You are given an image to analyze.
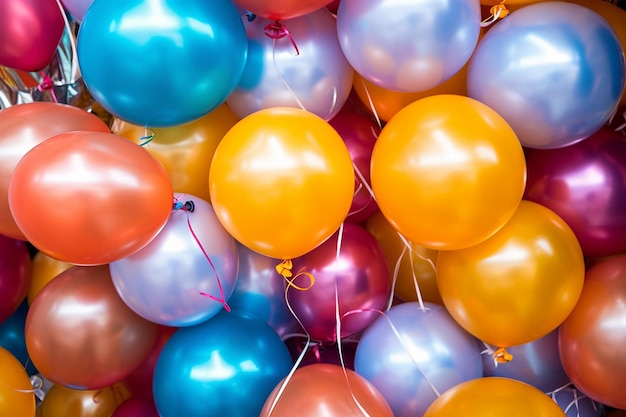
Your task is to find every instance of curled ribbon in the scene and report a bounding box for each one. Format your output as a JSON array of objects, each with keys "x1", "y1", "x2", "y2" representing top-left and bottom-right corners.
[
  {"x1": 36, "y1": 72, "x2": 58, "y2": 103},
  {"x1": 493, "y1": 347, "x2": 514, "y2": 364},
  {"x1": 275, "y1": 260, "x2": 315, "y2": 291},
  {"x1": 481, "y1": 0, "x2": 509, "y2": 27},
  {"x1": 139, "y1": 129, "x2": 155, "y2": 147},
  {"x1": 264, "y1": 22, "x2": 300, "y2": 55}
]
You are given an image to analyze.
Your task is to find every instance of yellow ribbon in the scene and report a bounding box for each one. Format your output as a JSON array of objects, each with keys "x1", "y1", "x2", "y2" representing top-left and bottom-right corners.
[
  {"x1": 494, "y1": 347, "x2": 514, "y2": 364},
  {"x1": 276, "y1": 259, "x2": 315, "y2": 291}
]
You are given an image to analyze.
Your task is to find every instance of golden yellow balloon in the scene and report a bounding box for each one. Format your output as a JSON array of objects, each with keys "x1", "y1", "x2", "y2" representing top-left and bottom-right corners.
[
  {"x1": 209, "y1": 107, "x2": 355, "y2": 260},
  {"x1": 112, "y1": 104, "x2": 239, "y2": 202},
  {"x1": 37, "y1": 383, "x2": 131, "y2": 417},
  {"x1": 371, "y1": 94, "x2": 526, "y2": 251},
  {"x1": 27, "y1": 252, "x2": 73, "y2": 305},
  {"x1": 366, "y1": 212, "x2": 441, "y2": 304},
  {"x1": 424, "y1": 377, "x2": 566, "y2": 417},
  {"x1": 0, "y1": 347, "x2": 35, "y2": 417},
  {"x1": 437, "y1": 200, "x2": 585, "y2": 347}
]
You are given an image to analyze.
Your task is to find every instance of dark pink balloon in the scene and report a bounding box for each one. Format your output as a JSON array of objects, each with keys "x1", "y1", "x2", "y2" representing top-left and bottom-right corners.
[
  {"x1": 111, "y1": 395, "x2": 159, "y2": 417},
  {"x1": 524, "y1": 127, "x2": 626, "y2": 257},
  {"x1": 329, "y1": 111, "x2": 380, "y2": 224},
  {"x1": 287, "y1": 223, "x2": 390, "y2": 342},
  {"x1": 0, "y1": 235, "x2": 31, "y2": 323}
]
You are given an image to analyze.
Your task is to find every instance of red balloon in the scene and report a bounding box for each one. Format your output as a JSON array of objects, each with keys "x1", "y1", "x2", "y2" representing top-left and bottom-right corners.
[
  {"x1": 329, "y1": 111, "x2": 380, "y2": 223},
  {"x1": 0, "y1": 235, "x2": 31, "y2": 323},
  {"x1": 559, "y1": 255, "x2": 626, "y2": 409},
  {"x1": 111, "y1": 396, "x2": 159, "y2": 417},
  {"x1": 234, "y1": 0, "x2": 333, "y2": 20},
  {"x1": 0, "y1": 0, "x2": 65, "y2": 71},
  {"x1": 8, "y1": 131, "x2": 173, "y2": 265},
  {"x1": 525, "y1": 126, "x2": 626, "y2": 257},
  {"x1": 288, "y1": 223, "x2": 390, "y2": 342}
]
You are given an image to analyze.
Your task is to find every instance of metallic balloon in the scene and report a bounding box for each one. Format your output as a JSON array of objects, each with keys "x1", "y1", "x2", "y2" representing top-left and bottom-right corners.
[
  {"x1": 481, "y1": 328, "x2": 569, "y2": 393},
  {"x1": 227, "y1": 8, "x2": 353, "y2": 121},
  {"x1": 551, "y1": 385, "x2": 605, "y2": 417},
  {"x1": 110, "y1": 194, "x2": 239, "y2": 327},
  {"x1": 37, "y1": 383, "x2": 131, "y2": 417},
  {"x1": 25, "y1": 266, "x2": 160, "y2": 390},
  {"x1": 525, "y1": 126, "x2": 626, "y2": 258},
  {"x1": 0, "y1": 235, "x2": 31, "y2": 323},
  {"x1": 0, "y1": 302, "x2": 37, "y2": 375},
  {"x1": 153, "y1": 311, "x2": 293, "y2": 417},
  {"x1": 355, "y1": 302, "x2": 483, "y2": 417},
  {"x1": 228, "y1": 244, "x2": 300, "y2": 338},
  {"x1": 468, "y1": 2, "x2": 625, "y2": 149},
  {"x1": 234, "y1": 0, "x2": 333, "y2": 20},
  {"x1": 111, "y1": 396, "x2": 159, "y2": 417},
  {"x1": 77, "y1": 0, "x2": 248, "y2": 127},
  {"x1": 337, "y1": 0, "x2": 481, "y2": 92},
  {"x1": 0, "y1": 346, "x2": 36, "y2": 417},
  {"x1": 559, "y1": 255, "x2": 626, "y2": 409},
  {"x1": 288, "y1": 223, "x2": 390, "y2": 342}
]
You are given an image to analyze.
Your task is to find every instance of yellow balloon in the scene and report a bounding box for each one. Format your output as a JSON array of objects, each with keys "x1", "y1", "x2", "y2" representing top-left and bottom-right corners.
[
  {"x1": 112, "y1": 104, "x2": 239, "y2": 202},
  {"x1": 437, "y1": 200, "x2": 585, "y2": 347},
  {"x1": 424, "y1": 377, "x2": 566, "y2": 417},
  {"x1": 37, "y1": 383, "x2": 131, "y2": 417},
  {"x1": 27, "y1": 252, "x2": 73, "y2": 305},
  {"x1": 0, "y1": 347, "x2": 35, "y2": 417},
  {"x1": 371, "y1": 94, "x2": 526, "y2": 251},
  {"x1": 209, "y1": 107, "x2": 355, "y2": 260},
  {"x1": 365, "y1": 212, "x2": 441, "y2": 304}
]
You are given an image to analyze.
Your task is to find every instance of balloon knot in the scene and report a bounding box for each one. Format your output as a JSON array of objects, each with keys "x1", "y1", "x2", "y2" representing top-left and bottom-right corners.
[
  {"x1": 172, "y1": 199, "x2": 195, "y2": 213},
  {"x1": 246, "y1": 11, "x2": 256, "y2": 22},
  {"x1": 494, "y1": 347, "x2": 513, "y2": 364},
  {"x1": 276, "y1": 260, "x2": 315, "y2": 291},
  {"x1": 481, "y1": 0, "x2": 509, "y2": 27},
  {"x1": 264, "y1": 21, "x2": 300, "y2": 55},
  {"x1": 36, "y1": 72, "x2": 58, "y2": 103},
  {"x1": 139, "y1": 129, "x2": 155, "y2": 147}
]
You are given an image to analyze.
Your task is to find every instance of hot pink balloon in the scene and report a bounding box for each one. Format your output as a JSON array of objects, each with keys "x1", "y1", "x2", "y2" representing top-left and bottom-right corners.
[
  {"x1": 287, "y1": 223, "x2": 390, "y2": 342},
  {"x1": 525, "y1": 126, "x2": 626, "y2": 257},
  {"x1": 0, "y1": 235, "x2": 31, "y2": 323},
  {"x1": 111, "y1": 396, "x2": 159, "y2": 417},
  {"x1": 0, "y1": 0, "x2": 65, "y2": 71}
]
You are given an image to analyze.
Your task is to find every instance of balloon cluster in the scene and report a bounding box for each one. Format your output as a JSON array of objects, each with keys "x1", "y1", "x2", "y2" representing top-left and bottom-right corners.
[{"x1": 0, "y1": 0, "x2": 625, "y2": 416}]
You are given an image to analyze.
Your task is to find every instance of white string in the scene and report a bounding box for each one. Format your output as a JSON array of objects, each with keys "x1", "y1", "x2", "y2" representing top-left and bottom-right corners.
[
  {"x1": 385, "y1": 244, "x2": 407, "y2": 311},
  {"x1": 271, "y1": 39, "x2": 307, "y2": 112},
  {"x1": 55, "y1": 0, "x2": 80, "y2": 84},
  {"x1": 358, "y1": 77, "x2": 383, "y2": 130}
]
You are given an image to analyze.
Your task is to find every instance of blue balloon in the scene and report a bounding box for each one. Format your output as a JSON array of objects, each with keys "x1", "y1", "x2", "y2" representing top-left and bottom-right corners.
[
  {"x1": 77, "y1": 0, "x2": 248, "y2": 127},
  {"x1": 0, "y1": 302, "x2": 37, "y2": 375},
  {"x1": 153, "y1": 311, "x2": 293, "y2": 417},
  {"x1": 354, "y1": 302, "x2": 483, "y2": 417},
  {"x1": 468, "y1": 1, "x2": 625, "y2": 149}
]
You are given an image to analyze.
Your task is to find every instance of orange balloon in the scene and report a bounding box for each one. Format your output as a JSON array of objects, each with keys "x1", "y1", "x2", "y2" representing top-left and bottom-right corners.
[
  {"x1": 25, "y1": 266, "x2": 160, "y2": 390},
  {"x1": 8, "y1": 131, "x2": 173, "y2": 265},
  {"x1": 423, "y1": 377, "x2": 566, "y2": 417},
  {"x1": 260, "y1": 364, "x2": 394, "y2": 417},
  {"x1": 0, "y1": 102, "x2": 110, "y2": 240},
  {"x1": 437, "y1": 200, "x2": 585, "y2": 347},
  {"x1": 27, "y1": 252, "x2": 73, "y2": 305},
  {"x1": 209, "y1": 107, "x2": 354, "y2": 260},
  {"x1": 0, "y1": 346, "x2": 35, "y2": 417},
  {"x1": 111, "y1": 104, "x2": 239, "y2": 202},
  {"x1": 370, "y1": 94, "x2": 526, "y2": 251},
  {"x1": 37, "y1": 383, "x2": 131, "y2": 417},
  {"x1": 365, "y1": 212, "x2": 441, "y2": 304}
]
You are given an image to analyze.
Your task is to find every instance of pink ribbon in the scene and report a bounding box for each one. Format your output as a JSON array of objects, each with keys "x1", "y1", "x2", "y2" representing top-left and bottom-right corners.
[
  {"x1": 264, "y1": 21, "x2": 300, "y2": 55},
  {"x1": 37, "y1": 72, "x2": 58, "y2": 103}
]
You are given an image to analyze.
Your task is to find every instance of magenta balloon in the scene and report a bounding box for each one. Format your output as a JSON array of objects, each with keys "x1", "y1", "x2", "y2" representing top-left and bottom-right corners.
[
  {"x1": 287, "y1": 223, "x2": 390, "y2": 342},
  {"x1": 111, "y1": 396, "x2": 159, "y2": 417},
  {"x1": 524, "y1": 126, "x2": 626, "y2": 257},
  {"x1": 328, "y1": 111, "x2": 380, "y2": 224},
  {"x1": 0, "y1": 235, "x2": 31, "y2": 323}
]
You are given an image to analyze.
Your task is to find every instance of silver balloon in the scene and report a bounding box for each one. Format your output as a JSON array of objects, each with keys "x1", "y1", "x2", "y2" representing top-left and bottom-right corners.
[
  {"x1": 110, "y1": 194, "x2": 239, "y2": 327},
  {"x1": 226, "y1": 8, "x2": 353, "y2": 121},
  {"x1": 468, "y1": 1, "x2": 625, "y2": 149}
]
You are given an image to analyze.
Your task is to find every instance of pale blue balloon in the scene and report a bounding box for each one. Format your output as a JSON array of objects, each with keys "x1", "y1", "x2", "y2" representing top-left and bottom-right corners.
[{"x1": 468, "y1": 1, "x2": 625, "y2": 149}]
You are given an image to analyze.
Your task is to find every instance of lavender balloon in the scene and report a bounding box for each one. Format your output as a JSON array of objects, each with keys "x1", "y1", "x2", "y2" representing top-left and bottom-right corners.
[
  {"x1": 355, "y1": 302, "x2": 483, "y2": 417},
  {"x1": 468, "y1": 1, "x2": 625, "y2": 149},
  {"x1": 110, "y1": 194, "x2": 239, "y2": 327},
  {"x1": 228, "y1": 244, "x2": 301, "y2": 339},
  {"x1": 551, "y1": 385, "x2": 605, "y2": 417},
  {"x1": 481, "y1": 328, "x2": 569, "y2": 393},
  {"x1": 336, "y1": 0, "x2": 481, "y2": 92},
  {"x1": 227, "y1": 8, "x2": 353, "y2": 121}
]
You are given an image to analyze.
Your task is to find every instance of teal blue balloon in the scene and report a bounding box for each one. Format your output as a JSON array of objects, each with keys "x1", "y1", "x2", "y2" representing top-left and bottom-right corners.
[
  {"x1": 77, "y1": 0, "x2": 248, "y2": 127},
  {"x1": 0, "y1": 302, "x2": 37, "y2": 375},
  {"x1": 153, "y1": 311, "x2": 293, "y2": 417}
]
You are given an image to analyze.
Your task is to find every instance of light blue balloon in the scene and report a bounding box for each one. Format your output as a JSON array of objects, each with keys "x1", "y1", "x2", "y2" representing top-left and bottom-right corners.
[
  {"x1": 77, "y1": 0, "x2": 248, "y2": 127},
  {"x1": 355, "y1": 302, "x2": 483, "y2": 417},
  {"x1": 153, "y1": 311, "x2": 293, "y2": 417},
  {"x1": 468, "y1": 1, "x2": 625, "y2": 149}
]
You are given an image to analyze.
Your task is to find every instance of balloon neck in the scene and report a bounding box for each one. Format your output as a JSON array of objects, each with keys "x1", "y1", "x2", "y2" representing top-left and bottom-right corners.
[
  {"x1": 36, "y1": 71, "x2": 58, "y2": 103},
  {"x1": 276, "y1": 259, "x2": 315, "y2": 291},
  {"x1": 493, "y1": 347, "x2": 513, "y2": 364},
  {"x1": 264, "y1": 21, "x2": 300, "y2": 55},
  {"x1": 172, "y1": 199, "x2": 195, "y2": 213},
  {"x1": 481, "y1": 0, "x2": 509, "y2": 27}
]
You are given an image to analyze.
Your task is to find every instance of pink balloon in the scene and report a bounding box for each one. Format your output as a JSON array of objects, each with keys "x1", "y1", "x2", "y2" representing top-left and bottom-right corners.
[
  {"x1": 287, "y1": 223, "x2": 390, "y2": 342},
  {"x1": 0, "y1": 0, "x2": 65, "y2": 71},
  {"x1": 525, "y1": 126, "x2": 626, "y2": 257},
  {"x1": 0, "y1": 235, "x2": 31, "y2": 323},
  {"x1": 329, "y1": 111, "x2": 380, "y2": 223},
  {"x1": 111, "y1": 396, "x2": 159, "y2": 417}
]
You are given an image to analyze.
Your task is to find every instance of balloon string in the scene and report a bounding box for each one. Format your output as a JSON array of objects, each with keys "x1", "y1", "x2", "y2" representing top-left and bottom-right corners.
[
  {"x1": 481, "y1": 0, "x2": 509, "y2": 27},
  {"x1": 54, "y1": 0, "x2": 80, "y2": 83},
  {"x1": 270, "y1": 39, "x2": 307, "y2": 112},
  {"x1": 385, "y1": 243, "x2": 406, "y2": 311},
  {"x1": 358, "y1": 77, "x2": 383, "y2": 130},
  {"x1": 275, "y1": 259, "x2": 316, "y2": 291},
  {"x1": 139, "y1": 127, "x2": 155, "y2": 147},
  {"x1": 613, "y1": 109, "x2": 626, "y2": 133},
  {"x1": 37, "y1": 72, "x2": 58, "y2": 103},
  {"x1": 264, "y1": 21, "x2": 300, "y2": 55},
  {"x1": 171, "y1": 195, "x2": 231, "y2": 312},
  {"x1": 547, "y1": 383, "x2": 597, "y2": 417},
  {"x1": 396, "y1": 233, "x2": 431, "y2": 311}
]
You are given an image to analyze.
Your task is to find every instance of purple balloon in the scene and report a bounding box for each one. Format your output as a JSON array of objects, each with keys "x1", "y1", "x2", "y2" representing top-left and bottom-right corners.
[
  {"x1": 355, "y1": 302, "x2": 483, "y2": 417},
  {"x1": 287, "y1": 223, "x2": 390, "y2": 343},
  {"x1": 227, "y1": 7, "x2": 353, "y2": 121},
  {"x1": 110, "y1": 194, "x2": 239, "y2": 327},
  {"x1": 0, "y1": 235, "x2": 31, "y2": 323},
  {"x1": 61, "y1": 0, "x2": 92, "y2": 22},
  {"x1": 481, "y1": 327, "x2": 569, "y2": 393},
  {"x1": 551, "y1": 385, "x2": 605, "y2": 417},
  {"x1": 525, "y1": 126, "x2": 626, "y2": 258},
  {"x1": 228, "y1": 244, "x2": 301, "y2": 339}
]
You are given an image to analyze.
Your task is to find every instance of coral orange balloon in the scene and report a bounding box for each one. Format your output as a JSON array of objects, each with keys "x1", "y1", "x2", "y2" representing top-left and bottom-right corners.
[
  {"x1": 371, "y1": 94, "x2": 526, "y2": 250},
  {"x1": 0, "y1": 347, "x2": 35, "y2": 417},
  {"x1": 209, "y1": 107, "x2": 354, "y2": 260}
]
